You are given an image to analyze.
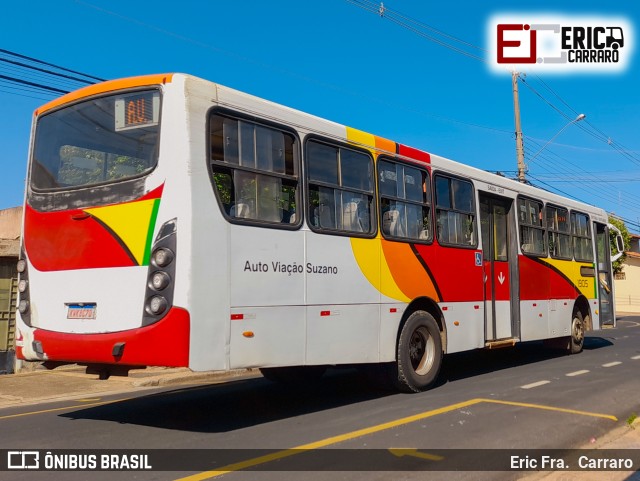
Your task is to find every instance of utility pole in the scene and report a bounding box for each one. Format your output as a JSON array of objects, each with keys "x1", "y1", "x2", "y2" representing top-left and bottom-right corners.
[{"x1": 512, "y1": 71, "x2": 526, "y2": 183}]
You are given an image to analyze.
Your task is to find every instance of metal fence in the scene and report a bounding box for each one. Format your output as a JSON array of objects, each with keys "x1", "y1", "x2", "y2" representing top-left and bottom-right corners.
[{"x1": 0, "y1": 278, "x2": 17, "y2": 373}]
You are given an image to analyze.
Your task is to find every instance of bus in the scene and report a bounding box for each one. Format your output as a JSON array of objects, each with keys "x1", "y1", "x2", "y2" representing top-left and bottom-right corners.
[{"x1": 16, "y1": 73, "x2": 623, "y2": 392}]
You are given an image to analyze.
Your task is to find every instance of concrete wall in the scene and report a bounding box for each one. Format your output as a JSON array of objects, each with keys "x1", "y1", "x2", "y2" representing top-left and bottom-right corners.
[
  {"x1": 615, "y1": 254, "x2": 640, "y2": 313},
  {"x1": 0, "y1": 206, "x2": 22, "y2": 239}
]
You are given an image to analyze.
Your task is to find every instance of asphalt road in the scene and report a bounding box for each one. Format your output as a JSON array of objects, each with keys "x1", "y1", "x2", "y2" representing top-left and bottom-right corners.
[{"x1": 1, "y1": 316, "x2": 640, "y2": 481}]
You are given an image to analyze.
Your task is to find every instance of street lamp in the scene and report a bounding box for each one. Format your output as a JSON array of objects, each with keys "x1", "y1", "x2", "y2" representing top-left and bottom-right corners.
[{"x1": 524, "y1": 113, "x2": 586, "y2": 178}]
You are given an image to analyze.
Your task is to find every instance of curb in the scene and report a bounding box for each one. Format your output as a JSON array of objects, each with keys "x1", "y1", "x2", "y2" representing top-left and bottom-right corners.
[{"x1": 130, "y1": 369, "x2": 259, "y2": 387}]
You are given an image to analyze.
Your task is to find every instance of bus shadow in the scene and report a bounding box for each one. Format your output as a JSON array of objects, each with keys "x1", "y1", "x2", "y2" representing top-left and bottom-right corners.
[
  {"x1": 59, "y1": 369, "x2": 391, "y2": 433},
  {"x1": 438, "y1": 335, "x2": 613, "y2": 384},
  {"x1": 59, "y1": 336, "x2": 614, "y2": 433}
]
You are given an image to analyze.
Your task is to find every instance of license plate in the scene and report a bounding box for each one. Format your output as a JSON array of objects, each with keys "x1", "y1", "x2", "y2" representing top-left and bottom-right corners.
[{"x1": 66, "y1": 304, "x2": 97, "y2": 319}]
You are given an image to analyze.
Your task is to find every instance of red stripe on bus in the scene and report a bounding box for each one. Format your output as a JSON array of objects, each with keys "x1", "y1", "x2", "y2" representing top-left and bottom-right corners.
[
  {"x1": 24, "y1": 185, "x2": 164, "y2": 271},
  {"x1": 30, "y1": 307, "x2": 190, "y2": 367},
  {"x1": 397, "y1": 144, "x2": 431, "y2": 164}
]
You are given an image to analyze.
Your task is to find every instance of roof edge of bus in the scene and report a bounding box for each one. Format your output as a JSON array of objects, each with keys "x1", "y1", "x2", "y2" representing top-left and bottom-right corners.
[{"x1": 34, "y1": 73, "x2": 175, "y2": 116}]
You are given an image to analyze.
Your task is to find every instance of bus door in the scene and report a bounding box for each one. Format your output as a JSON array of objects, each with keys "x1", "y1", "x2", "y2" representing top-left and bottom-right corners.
[
  {"x1": 595, "y1": 222, "x2": 614, "y2": 326},
  {"x1": 479, "y1": 194, "x2": 520, "y2": 341}
]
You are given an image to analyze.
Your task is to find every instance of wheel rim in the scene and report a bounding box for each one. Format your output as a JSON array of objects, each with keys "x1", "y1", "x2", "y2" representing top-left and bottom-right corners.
[
  {"x1": 572, "y1": 316, "x2": 584, "y2": 344},
  {"x1": 409, "y1": 326, "x2": 436, "y2": 375}
]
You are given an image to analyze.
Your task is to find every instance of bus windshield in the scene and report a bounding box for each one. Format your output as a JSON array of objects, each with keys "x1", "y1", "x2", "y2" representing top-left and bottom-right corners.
[{"x1": 31, "y1": 89, "x2": 161, "y2": 191}]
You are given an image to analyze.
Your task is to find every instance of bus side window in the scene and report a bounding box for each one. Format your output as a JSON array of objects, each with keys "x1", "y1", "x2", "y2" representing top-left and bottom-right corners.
[
  {"x1": 518, "y1": 197, "x2": 546, "y2": 256},
  {"x1": 547, "y1": 205, "x2": 571, "y2": 259},
  {"x1": 572, "y1": 211, "x2": 594, "y2": 262},
  {"x1": 378, "y1": 159, "x2": 431, "y2": 243},
  {"x1": 209, "y1": 114, "x2": 300, "y2": 227},
  {"x1": 434, "y1": 175, "x2": 476, "y2": 247},
  {"x1": 306, "y1": 140, "x2": 375, "y2": 236}
]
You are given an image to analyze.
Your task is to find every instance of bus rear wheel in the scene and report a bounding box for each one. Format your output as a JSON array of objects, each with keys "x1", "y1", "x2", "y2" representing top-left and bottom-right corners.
[
  {"x1": 569, "y1": 310, "x2": 585, "y2": 354},
  {"x1": 395, "y1": 310, "x2": 443, "y2": 393}
]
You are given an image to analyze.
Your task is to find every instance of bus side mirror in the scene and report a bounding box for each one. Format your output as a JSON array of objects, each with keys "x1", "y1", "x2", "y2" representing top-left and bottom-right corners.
[
  {"x1": 614, "y1": 234, "x2": 625, "y2": 259},
  {"x1": 608, "y1": 224, "x2": 625, "y2": 262}
]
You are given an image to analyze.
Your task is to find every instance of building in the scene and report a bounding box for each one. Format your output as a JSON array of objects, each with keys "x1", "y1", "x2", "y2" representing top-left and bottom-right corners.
[
  {"x1": 0, "y1": 206, "x2": 21, "y2": 374},
  {"x1": 614, "y1": 233, "x2": 640, "y2": 313}
]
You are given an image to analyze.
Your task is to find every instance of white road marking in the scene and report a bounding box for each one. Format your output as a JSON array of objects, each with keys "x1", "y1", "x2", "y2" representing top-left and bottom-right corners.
[
  {"x1": 602, "y1": 362, "x2": 622, "y2": 368},
  {"x1": 566, "y1": 370, "x2": 589, "y2": 377},
  {"x1": 521, "y1": 380, "x2": 551, "y2": 389},
  {"x1": 631, "y1": 355, "x2": 640, "y2": 360}
]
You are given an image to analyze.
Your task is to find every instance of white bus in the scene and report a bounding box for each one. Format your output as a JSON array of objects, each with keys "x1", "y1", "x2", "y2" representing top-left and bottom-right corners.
[{"x1": 16, "y1": 73, "x2": 622, "y2": 391}]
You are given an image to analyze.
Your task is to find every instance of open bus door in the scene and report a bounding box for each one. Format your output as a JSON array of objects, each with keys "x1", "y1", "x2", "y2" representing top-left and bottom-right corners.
[
  {"x1": 480, "y1": 193, "x2": 520, "y2": 344},
  {"x1": 597, "y1": 222, "x2": 624, "y2": 326}
]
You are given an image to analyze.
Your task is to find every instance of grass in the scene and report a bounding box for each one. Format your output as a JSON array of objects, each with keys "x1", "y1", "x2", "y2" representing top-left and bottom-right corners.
[{"x1": 626, "y1": 412, "x2": 637, "y2": 428}]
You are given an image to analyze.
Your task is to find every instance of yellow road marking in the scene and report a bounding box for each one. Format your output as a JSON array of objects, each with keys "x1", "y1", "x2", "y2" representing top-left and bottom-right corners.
[
  {"x1": 174, "y1": 399, "x2": 481, "y2": 481},
  {"x1": 478, "y1": 398, "x2": 618, "y2": 422},
  {"x1": 77, "y1": 398, "x2": 102, "y2": 402},
  {"x1": 174, "y1": 398, "x2": 616, "y2": 481},
  {"x1": 389, "y1": 448, "x2": 444, "y2": 461}
]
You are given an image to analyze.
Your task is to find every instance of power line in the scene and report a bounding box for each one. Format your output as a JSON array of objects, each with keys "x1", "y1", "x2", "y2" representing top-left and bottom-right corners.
[
  {"x1": 72, "y1": 1, "x2": 512, "y2": 135},
  {"x1": 346, "y1": 2, "x2": 640, "y2": 180},
  {"x1": 0, "y1": 49, "x2": 106, "y2": 102},
  {"x1": 528, "y1": 173, "x2": 640, "y2": 232},
  {"x1": 525, "y1": 136, "x2": 640, "y2": 202},
  {"x1": 0, "y1": 48, "x2": 105, "y2": 83},
  {"x1": 0, "y1": 74, "x2": 68, "y2": 95},
  {"x1": 519, "y1": 75, "x2": 640, "y2": 167},
  {"x1": 346, "y1": 0, "x2": 487, "y2": 63},
  {"x1": 0, "y1": 57, "x2": 96, "y2": 86}
]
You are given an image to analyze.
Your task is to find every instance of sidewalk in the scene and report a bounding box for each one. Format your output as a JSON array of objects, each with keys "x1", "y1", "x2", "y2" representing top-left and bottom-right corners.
[
  {"x1": 525, "y1": 418, "x2": 640, "y2": 481},
  {"x1": 0, "y1": 364, "x2": 258, "y2": 408}
]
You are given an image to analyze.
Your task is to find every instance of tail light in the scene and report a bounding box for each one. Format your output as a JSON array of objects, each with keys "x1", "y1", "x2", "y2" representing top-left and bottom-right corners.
[
  {"x1": 17, "y1": 248, "x2": 32, "y2": 326},
  {"x1": 142, "y1": 218, "x2": 177, "y2": 326}
]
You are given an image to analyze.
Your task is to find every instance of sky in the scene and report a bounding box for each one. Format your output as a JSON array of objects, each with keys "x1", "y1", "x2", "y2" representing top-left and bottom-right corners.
[{"x1": 2, "y1": 1, "x2": 640, "y2": 231}]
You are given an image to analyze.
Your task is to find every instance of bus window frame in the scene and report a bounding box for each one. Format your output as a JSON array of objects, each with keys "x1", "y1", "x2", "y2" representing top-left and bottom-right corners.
[
  {"x1": 571, "y1": 210, "x2": 594, "y2": 262},
  {"x1": 377, "y1": 156, "x2": 433, "y2": 245},
  {"x1": 304, "y1": 135, "x2": 377, "y2": 239},
  {"x1": 516, "y1": 195, "x2": 547, "y2": 257},
  {"x1": 432, "y1": 170, "x2": 478, "y2": 249},
  {"x1": 546, "y1": 203, "x2": 572, "y2": 261},
  {"x1": 207, "y1": 107, "x2": 303, "y2": 231}
]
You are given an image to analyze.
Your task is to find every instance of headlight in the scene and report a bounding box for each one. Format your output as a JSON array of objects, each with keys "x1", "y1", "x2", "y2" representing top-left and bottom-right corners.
[
  {"x1": 17, "y1": 259, "x2": 27, "y2": 273},
  {"x1": 18, "y1": 279, "x2": 28, "y2": 293}
]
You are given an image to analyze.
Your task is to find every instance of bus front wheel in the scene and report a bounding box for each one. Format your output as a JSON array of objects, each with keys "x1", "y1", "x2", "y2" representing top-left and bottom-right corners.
[{"x1": 395, "y1": 310, "x2": 443, "y2": 393}]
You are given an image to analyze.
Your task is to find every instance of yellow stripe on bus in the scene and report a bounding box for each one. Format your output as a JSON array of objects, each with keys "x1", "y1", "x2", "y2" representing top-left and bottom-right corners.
[{"x1": 85, "y1": 198, "x2": 159, "y2": 266}]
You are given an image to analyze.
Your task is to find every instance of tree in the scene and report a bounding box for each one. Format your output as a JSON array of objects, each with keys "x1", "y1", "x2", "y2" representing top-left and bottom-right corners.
[{"x1": 608, "y1": 215, "x2": 631, "y2": 275}]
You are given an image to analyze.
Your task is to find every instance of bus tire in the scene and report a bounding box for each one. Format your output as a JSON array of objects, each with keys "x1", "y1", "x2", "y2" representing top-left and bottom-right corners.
[
  {"x1": 395, "y1": 310, "x2": 443, "y2": 393},
  {"x1": 259, "y1": 366, "x2": 326, "y2": 384},
  {"x1": 569, "y1": 310, "x2": 585, "y2": 354}
]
